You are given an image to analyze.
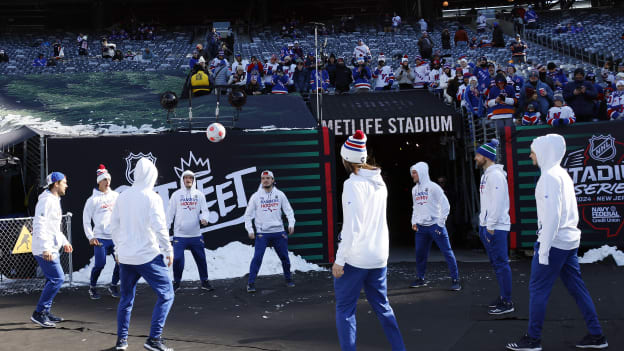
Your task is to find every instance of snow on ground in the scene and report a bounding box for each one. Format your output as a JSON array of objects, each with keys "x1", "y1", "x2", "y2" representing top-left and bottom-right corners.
[
  {"x1": 70, "y1": 241, "x2": 325, "y2": 286},
  {"x1": 578, "y1": 245, "x2": 624, "y2": 266}
]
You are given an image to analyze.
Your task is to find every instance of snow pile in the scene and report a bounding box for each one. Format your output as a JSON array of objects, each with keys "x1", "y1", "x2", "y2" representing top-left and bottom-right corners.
[
  {"x1": 71, "y1": 241, "x2": 325, "y2": 285},
  {"x1": 578, "y1": 245, "x2": 624, "y2": 266}
]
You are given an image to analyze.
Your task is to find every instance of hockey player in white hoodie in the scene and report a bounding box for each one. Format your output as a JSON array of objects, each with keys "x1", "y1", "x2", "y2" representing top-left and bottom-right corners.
[
  {"x1": 506, "y1": 134, "x2": 608, "y2": 351},
  {"x1": 109, "y1": 158, "x2": 174, "y2": 351},
  {"x1": 30, "y1": 172, "x2": 73, "y2": 328},
  {"x1": 244, "y1": 170, "x2": 295, "y2": 293},
  {"x1": 167, "y1": 170, "x2": 213, "y2": 292},
  {"x1": 83, "y1": 164, "x2": 120, "y2": 300},
  {"x1": 474, "y1": 140, "x2": 514, "y2": 315},
  {"x1": 409, "y1": 162, "x2": 461, "y2": 291},
  {"x1": 333, "y1": 130, "x2": 405, "y2": 351}
]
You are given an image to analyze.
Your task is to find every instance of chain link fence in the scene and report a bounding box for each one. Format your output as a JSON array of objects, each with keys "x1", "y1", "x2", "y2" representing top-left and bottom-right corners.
[{"x1": 0, "y1": 213, "x2": 73, "y2": 295}]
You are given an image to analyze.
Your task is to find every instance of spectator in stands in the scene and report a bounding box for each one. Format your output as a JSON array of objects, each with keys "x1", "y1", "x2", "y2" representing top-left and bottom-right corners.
[
  {"x1": 372, "y1": 54, "x2": 394, "y2": 91},
  {"x1": 512, "y1": 5, "x2": 525, "y2": 35},
  {"x1": 293, "y1": 41, "x2": 304, "y2": 61},
  {"x1": 383, "y1": 13, "x2": 392, "y2": 33},
  {"x1": 33, "y1": 53, "x2": 47, "y2": 67},
  {"x1": 112, "y1": 49, "x2": 124, "y2": 62},
  {"x1": 524, "y1": 5, "x2": 538, "y2": 29},
  {"x1": 77, "y1": 35, "x2": 88, "y2": 56},
  {"x1": 280, "y1": 26, "x2": 290, "y2": 38},
  {"x1": 563, "y1": 68, "x2": 598, "y2": 122},
  {"x1": 220, "y1": 42, "x2": 232, "y2": 60},
  {"x1": 507, "y1": 64, "x2": 524, "y2": 98},
  {"x1": 439, "y1": 64, "x2": 455, "y2": 104},
  {"x1": 477, "y1": 12, "x2": 487, "y2": 33},
  {"x1": 607, "y1": 80, "x2": 624, "y2": 120},
  {"x1": 520, "y1": 70, "x2": 553, "y2": 118},
  {"x1": 309, "y1": 59, "x2": 330, "y2": 94},
  {"x1": 245, "y1": 73, "x2": 264, "y2": 96},
  {"x1": 487, "y1": 74, "x2": 518, "y2": 128},
  {"x1": 458, "y1": 57, "x2": 471, "y2": 76},
  {"x1": 352, "y1": 56, "x2": 372, "y2": 93},
  {"x1": 586, "y1": 72, "x2": 607, "y2": 120},
  {"x1": 521, "y1": 102, "x2": 542, "y2": 125},
  {"x1": 571, "y1": 22, "x2": 584, "y2": 34},
  {"x1": 417, "y1": 32, "x2": 434, "y2": 60},
  {"x1": 52, "y1": 40, "x2": 64, "y2": 60},
  {"x1": 510, "y1": 35, "x2": 527, "y2": 64},
  {"x1": 228, "y1": 66, "x2": 247, "y2": 87},
  {"x1": 211, "y1": 57, "x2": 231, "y2": 92},
  {"x1": 454, "y1": 26, "x2": 469, "y2": 48},
  {"x1": 282, "y1": 56, "x2": 296, "y2": 92},
  {"x1": 353, "y1": 39, "x2": 371, "y2": 63},
  {"x1": 418, "y1": 18, "x2": 428, "y2": 32},
  {"x1": 125, "y1": 50, "x2": 136, "y2": 61},
  {"x1": 325, "y1": 54, "x2": 337, "y2": 85},
  {"x1": 392, "y1": 12, "x2": 401, "y2": 33},
  {"x1": 447, "y1": 68, "x2": 462, "y2": 107},
  {"x1": 554, "y1": 23, "x2": 566, "y2": 34},
  {"x1": 457, "y1": 73, "x2": 471, "y2": 109},
  {"x1": 536, "y1": 64, "x2": 555, "y2": 91},
  {"x1": 190, "y1": 66, "x2": 212, "y2": 97},
  {"x1": 293, "y1": 59, "x2": 310, "y2": 94},
  {"x1": 547, "y1": 94, "x2": 576, "y2": 126},
  {"x1": 272, "y1": 66, "x2": 290, "y2": 94},
  {"x1": 211, "y1": 51, "x2": 229, "y2": 73},
  {"x1": 464, "y1": 76, "x2": 484, "y2": 118},
  {"x1": 142, "y1": 48, "x2": 153, "y2": 62},
  {"x1": 395, "y1": 56, "x2": 415, "y2": 90},
  {"x1": 428, "y1": 60, "x2": 443, "y2": 94},
  {"x1": 280, "y1": 43, "x2": 294, "y2": 61},
  {"x1": 231, "y1": 53, "x2": 249, "y2": 73},
  {"x1": 332, "y1": 57, "x2": 352, "y2": 94},
  {"x1": 247, "y1": 56, "x2": 264, "y2": 76},
  {"x1": 101, "y1": 39, "x2": 116, "y2": 59},
  {"x1": 412, "y1": 56, "x2": 430, "y2": 89},
  {"x1": 547, "y1": 62, "x2": 567, "y2": 91},
  {"x1": 0, "y1": 49, "x2": 9, "y2": 63},
  {"x1": 441, "y1": 29, "x2": 451, "y2": 50},
  {"x1": 492, "y1": 23, "x2": 505, "y2": 48},
  {"x1": 263, "y1": 54, "x2": 279, "y2": 91},
  {"x1": 189, "y1": 51, "x2": 200, "y2": 69},
  {"x1": 195, "y1": 44, "x2": 208, "y2": 62}
]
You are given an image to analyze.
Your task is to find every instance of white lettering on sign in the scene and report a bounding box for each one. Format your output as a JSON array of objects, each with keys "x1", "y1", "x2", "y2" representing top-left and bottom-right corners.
[{"x1": 322, "y1": 116, "x2": 453, "y2": 136}]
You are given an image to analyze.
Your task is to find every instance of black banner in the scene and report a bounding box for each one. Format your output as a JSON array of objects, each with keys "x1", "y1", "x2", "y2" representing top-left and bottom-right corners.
[
  {"x1": 509, "y1": 121, "x2": 624, "y2": 249},
  {"x1": 47, "y1": 129, "x2": 336, "y2": 269}
]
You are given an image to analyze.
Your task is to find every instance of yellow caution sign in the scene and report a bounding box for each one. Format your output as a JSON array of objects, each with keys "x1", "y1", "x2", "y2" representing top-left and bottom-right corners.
[{"x1": 12, "y1": 225, "x2": 32, "y2": 254}]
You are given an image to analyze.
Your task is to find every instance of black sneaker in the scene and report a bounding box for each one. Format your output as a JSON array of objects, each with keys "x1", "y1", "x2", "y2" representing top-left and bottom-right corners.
[
  {"x1": 108, "y1": 284, "x2": 120, "y2": 298},
  {"x1": 201, "y1": 280, "x2": 214, "y2": 291},
  {"x1": 489, "y1": 296, "x2": 503, "y2": 308},
  {"x1": 506, "y1": 334, "x2": 542, "y2": 351},
  {"x1": 30, "y1": 311, "x2": 56, "y2": 328},
  {"x1": 409, "y1": 278, "x2": 427, "y2": 288},
  {"x1": 89, "y1": 287, "x2": 101, "y2": 300},
  {"x1": 488, "y1": 300, "x2": 515, "y2": 315},
  {"x1": 46, "y1": 311, "x2": 64, "y2": 323},
  {"x1": 173, "y1": 281, "x2": 180, "y2": 292},
  {"x1": 576, "y1": 334, "x2": 608, "y2": 349},
  {"x1": 115, "y1": 338, "x2": 128, "y2": 350},
  {"x1": 144, "y1": 337, "x2": 173, "y2": 351},
  {"x1": 246, "y1": 283, "x2": 256, "y2": 293},
  {"x1": 450, "y1": 279, "x2": 462, "y2": 291},
  {"x1": 285, "y1": 279, "x2": 295, "y2": 288}
]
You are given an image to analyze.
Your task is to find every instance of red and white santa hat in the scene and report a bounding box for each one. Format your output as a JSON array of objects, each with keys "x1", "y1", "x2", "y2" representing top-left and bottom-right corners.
[
  {"x1": 401, "y1": 55, "x2": 409, "y2": 63},
  {"x1": 261, "y1": 170, "x2": 274, "y2": 178},
  {"x1": 96, "y1": 164, "x2": 111, "y2": 183},
  {"x1": 341, "y1": 130, "x2": 368, "y2": 164}
]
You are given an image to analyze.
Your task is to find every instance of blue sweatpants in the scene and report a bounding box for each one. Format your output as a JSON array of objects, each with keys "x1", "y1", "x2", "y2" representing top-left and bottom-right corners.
[
  {"x1": 248, "y1": 231, "x2": 291, "y2": 285},
  {"x1": 528, "y1": 242, "x2": 602, "y2": 340},
  {"x1": 479, "y1": 226, "x2": 512, "y2": 302},
  {"x1": 34, "y1": 255, "x2": 65, "y2": 313},
  {"x1": 172, "y1": 236, "x2": 208, "y2": 283},
  {"x1": 90, "y1": 238, "x2": 120, "y2": 287},
  {"x1": 334, "y1": 264, "x2": 406, "y2": 351},
  {"x1": 414, "y1": 224, "x2": 459, "y2": 280},
  {"x1": 117, "y1": 255, "x2": 174, "y2": 339}
]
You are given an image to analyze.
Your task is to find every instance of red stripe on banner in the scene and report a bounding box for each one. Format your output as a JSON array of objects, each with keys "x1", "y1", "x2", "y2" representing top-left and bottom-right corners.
[
  {"x1": 325, "y1": 162, "x2": 335, "y2": 263},
  {"x1": 322, "y1": 126, "x2": 330, "y2": 156},
  {"x1": 505, "y1": 126, "x2": 517, "y2": 249}
]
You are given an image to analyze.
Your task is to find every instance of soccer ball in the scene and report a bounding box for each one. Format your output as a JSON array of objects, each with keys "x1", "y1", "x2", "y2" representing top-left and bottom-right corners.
[{"x1": 206, "y1": 123, "x2": 226, "y2": 142}]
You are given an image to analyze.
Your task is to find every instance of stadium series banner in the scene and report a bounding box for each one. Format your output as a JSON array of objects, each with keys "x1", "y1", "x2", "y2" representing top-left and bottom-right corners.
[
  {"x1": 509, "y1": 121, "x2": 624, "y2": 250},
  {"x1": 47, "y1": 128, "x2": 337, "y2": 269}
]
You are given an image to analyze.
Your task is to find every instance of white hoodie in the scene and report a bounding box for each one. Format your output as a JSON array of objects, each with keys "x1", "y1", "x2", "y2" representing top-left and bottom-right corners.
[
  {"x1": 410, "y1": 162, "x2": 450, "y2": 227},
  {"x1": 166, "y1": 170, "x2": 209, "y2": 238},
  {"x1": 531, "y1": 134, "x2": 581, "y2": 265},
  {"x1": 109, "y1": 158, "x2": 173, "y2": 265},
  {"x1": 244, "y1": 185, "x2": 295, "y2": 234},
  {"x1": 83, "y1": 188, "x2": 119, "y2": 240},
  {"x1": 335, "y1": 168, "x2": 389, "y2": 269},
  {"x1": 32, "y1": 190, "x2": 69, "y2": 258},
  {"x1": 478, "y1": 164, "x2": 511, "y2": 231}
]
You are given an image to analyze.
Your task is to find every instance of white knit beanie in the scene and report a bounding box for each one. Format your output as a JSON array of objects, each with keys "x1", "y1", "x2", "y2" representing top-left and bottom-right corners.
[
  {"x1": 96, "y1": 164, "x2": 111, "y2": 183},
  {"x1": 340, "y1": 130, "x2": 368, "y2": 164}
]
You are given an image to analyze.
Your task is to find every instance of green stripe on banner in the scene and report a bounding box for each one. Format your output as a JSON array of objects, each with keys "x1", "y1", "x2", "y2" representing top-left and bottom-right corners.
[
  {"x1": 249, "y1": 129, "x2": 318, "y2": 135},
  {"x1": 521, "y1": 230, "x2": 536, "y2": 236},
  {"x1": 297, "y1": 220, "x2": 323, "y2": 226},
  {"x1": 521, "y1": 218, "x2": 538, "y2": 224},
  {"x1": 519, "y1": 171, "x2": 540, "y2": 177},
  {"x1": 518, "y1": 160, "x2": 534, "y2": 165},
  {"x1": 241, "y1": 152, "x2": 320, "y2": 158},
  {"x1": 244, "y1": 140, "x2": 319, "y2": 147},
  {"x1": 302, "y1": 255, "x2": 324, "y2": 260},
  {"x1": 517, "y1": 146, "x2": 578, "y2": 154},
  {"x1": 520, "y1": 195, "x2": 535, "y2": 201},
  {"x1": 290, "y1": 232, "x2": 323, "y2": 238},
  {"x1": 516, "y1": 133, "x2": 593, "y2": 142},
  {"x1": 521, "y1": 242, "x2": 535, "y2": 248},
  {"x1": 282, "y1": 186, "x2": 321, "y2": 192},
  {"x1": 290, "y1": 243, "x2": 323, "y2": 250},
  {"x1": 290, "y1": 197, "x2": 322, "y2": 204},
  {"x1": 516, "y1": 124, "x2": 552, "y2": 131},
  {"x1": 294, "y1": 209, "x2": 322, "y2": 215},
  {"x1": 278, "y1": 175, "x2": 321, "y2": 180},
  {"x1": 260, "y1": 163, "x2": 320, "y2": 169},
  {"x1": 520, "y1": 207, "x2": 537, "y2": 212},
  {"x1": 581, "y1": 241, "x2": 608, "y2": 246},
  {"x1": 519, "y1": 183, "x2": 535, "y2": 189}
]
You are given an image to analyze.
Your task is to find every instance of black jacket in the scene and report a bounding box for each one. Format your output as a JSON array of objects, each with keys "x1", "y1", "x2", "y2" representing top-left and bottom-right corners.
[{"x1": 332, "y1": 64, "x2": 353, "y2": 90}]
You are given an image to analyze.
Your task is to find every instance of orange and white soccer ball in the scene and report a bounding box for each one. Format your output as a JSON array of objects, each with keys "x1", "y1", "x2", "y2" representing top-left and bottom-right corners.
[{"x1": 206, "y1": 122, "x2": 226, "y2": 142}]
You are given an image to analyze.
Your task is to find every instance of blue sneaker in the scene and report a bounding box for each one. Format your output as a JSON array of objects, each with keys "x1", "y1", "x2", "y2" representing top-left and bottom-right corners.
[
  {"x1": 108, "y1": 284, "x2": 120, "y2": 298},
  {"x1": 144, "y1": 337, "x2": 173, "y2": 351},
  {"x1": 201, "y1": 280, "x2": 214, "y2": 291},
  {"x1": 575, "y1": 334, "x2": 608, "y2": 349},
  {"x1": 46, "y1": 311, "x2": 64, "y2": 323},
  {"x1": 285, "y1": 279, "x2": 295, "y2": 288},
  {"x1": 488, "y1": 300, "x2": 515, "y2": 315},
  {"x1": 89, "y1": 287, "x2": 101, "y2": 300},
  {"x1": 409, "y1": 278, "x2": 428, "y2": 288},
  {"x1": 115, "y1": 338, "x2": 128, "y2": 350},
  {"x1": 31, "y1": 311, "x2": 55, "y2": 328},
  {"x1": 246, "y1": 283, "x2": 256, "y2": 293},
  {"x1": 506, "y1": 334, "x2": 542, "y2": 351},
  {"x1": 450, "y1": 279, "x2": 462, "y2": 291}
]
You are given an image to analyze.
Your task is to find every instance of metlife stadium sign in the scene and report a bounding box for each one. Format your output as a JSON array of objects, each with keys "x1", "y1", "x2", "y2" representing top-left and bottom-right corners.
[{"x1": 510, "y1": 121, "x2": 624, "y2": 250}]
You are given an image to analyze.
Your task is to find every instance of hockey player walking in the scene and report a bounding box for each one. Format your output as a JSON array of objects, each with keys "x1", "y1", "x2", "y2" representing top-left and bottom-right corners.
[
  {"x1": 83, "y1": 164, "x2": 120, "y2": 299},
  {"x1": 167, "y1": 170, "x2": 213, "y2": 292},
  {"x1": 244, "y1": 170, "x2": 296, "y2": 293}
]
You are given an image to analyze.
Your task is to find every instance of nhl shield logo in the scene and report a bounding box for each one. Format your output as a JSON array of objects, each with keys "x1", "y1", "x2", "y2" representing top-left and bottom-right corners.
[
  {"x1": 125, "y1": 152, "x2": 157, "y2": 184},
  {"x1": 588, "y1": 135, "x2": 616, "y2": 162}
]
